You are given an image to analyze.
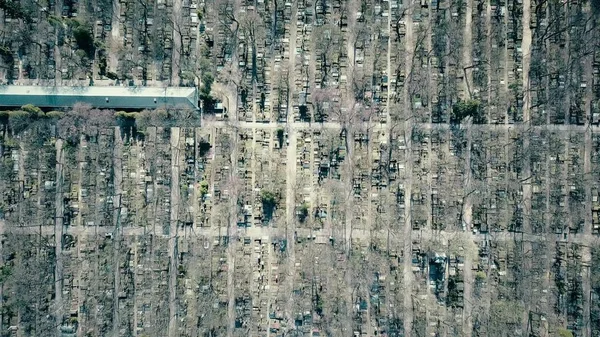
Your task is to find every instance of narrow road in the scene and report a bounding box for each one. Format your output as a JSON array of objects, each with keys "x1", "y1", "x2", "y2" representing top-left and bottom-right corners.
[
  {"x1": 109, "y1": 0, "x2": 121, "y2": 73},
  {"x1": 167, "y1": 127, "x2": 180, "y2": 337},
  {"x1": 7, "y1": 220, "x2": 600, "y2": 248},
  {"x1": 202, "y1": 120, "x2": 600, "y2": 132},
  {"x1": 284, "y1": 0, "x2": 298, "y2": 328},
  {"x1": 226, "y1": 129, "x2": 238, "y2": 337},
  {"x1": 53, "y1": 0, "x2": 64, "y2": 83},
  {"x1": 403, "y1": 2, "x2": 415, "y2": 334},
  {"x1": 170, "y1": 0, "x2": 183, "y2": 85},
  {"x1": 54, "y1": 139, "x2": 65, "y2": 336},
  {"x1": 519, "y1": 0, "x2": 534, "y2": 323},
  {"x1": 76, "y1": 135, "x2": 85, "y2": 228},
  {"x1": 265, "y1": 237, "x2": 274, "y2": 337},
  {"x1": 284, "y1": 128, "x2": 297, "y2": 326},
  {"x1": 582, "y1": 9, "x2": 595, "y2": 335},
  {"x1": 132, "y1": 239, "x2": 139, "y2": 337},
  {"x1": 111, "y1": 127, "x2": 124, "y2": 337},
  {"x1": 386, "y1": 0, "x2": 393, "y2": 126},
  {"x1": 522, "y1": 0, "x2": 532, "y2": 123},
  {"x1": 402, "y1": 119, "x2": 414, "y2": 337},
  {"x1": 462, "y1": 122, "x2": 473, "y2": 337},
  {"x1": 463, "y1": 0, "x2": 473, "y2": 98},
  {"x1": 344, "y1": 135, "x2": 354, "y2": 254},
  {"x1": 502, "y1": 3, "x2": 510, "y2": 123},
  {"x1": 485, "y1": 0, "x2": 492, "y2": 122}
]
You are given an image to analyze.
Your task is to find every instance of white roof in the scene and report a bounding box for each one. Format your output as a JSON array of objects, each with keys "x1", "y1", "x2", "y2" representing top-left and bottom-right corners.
[{"x1": 0, "y1": 85, "x2": 198, "y2": 109}]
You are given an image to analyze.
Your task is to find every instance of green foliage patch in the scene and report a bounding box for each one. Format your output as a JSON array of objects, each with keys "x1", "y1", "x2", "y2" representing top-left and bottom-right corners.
[{"x1": 451, "y1": 99, "x2": 484, "y2": 124}]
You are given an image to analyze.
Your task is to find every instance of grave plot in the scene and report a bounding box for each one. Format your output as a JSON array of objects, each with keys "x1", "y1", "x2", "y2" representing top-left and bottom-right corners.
[
  {"x1": 409, "y1": 127, "x2": 430, "y2": 231},
  {"x1": 294, "y1": 129, "x2": 316, "y2": 229},
  {"x1": 234, "y1": 129, "x2": 255, "y2": 228},
  {"x1": 253, "y1": 129, "x2": 286, "y2": 227},
  {"x1": 547, "y1": 132, "x2": 569, "y2": 234},
  {"x1": 233, "y1": 236, "x2": 253, "y2": 335}
]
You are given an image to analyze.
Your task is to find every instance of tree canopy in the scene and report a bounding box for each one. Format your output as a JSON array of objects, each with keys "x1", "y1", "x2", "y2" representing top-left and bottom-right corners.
[{"x1": 451, "y1": 99, "x2": 485, "y2": 124}]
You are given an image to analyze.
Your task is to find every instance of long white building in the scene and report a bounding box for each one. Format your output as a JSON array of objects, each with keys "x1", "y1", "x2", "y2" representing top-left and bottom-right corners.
[{"x1": 0, "y1": 85, "x2": 199, "y2": 110}]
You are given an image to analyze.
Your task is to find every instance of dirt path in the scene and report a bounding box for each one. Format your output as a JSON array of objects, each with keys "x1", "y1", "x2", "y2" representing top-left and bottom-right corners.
[
  {"x1": 54, "y1": 139, "x2": 65, "y2": 336},
  {"x1": 386, "y1": 0, "x2": 393, "y2": 125},
  {"x1": 502, "y1": 5, "x2": 510, "y2": 123},
  {"x1": 76, "y1": 135, "x2": 85, "y2": 228},
  {"x1": 251, "y1": 127, "x2": 257, "y2": 227},
  {"x1": 17, "y1": 143, "x2": 25, "y2": 225},
  {"x1": 462, "y1": 123, "x2": 473, "y2": 337},
  {"x1": 346, "y1": 0, "x2": 357, "y2": 85},
  {"x1": 168, "y1": 127, "x2": 180, "y2": 337},
  {"x1": 403, "y1": 3, "x2": 415, "y2": 335},
  {"x1": 132, "y1": 239, "x2": 139, "y2": 337},
  {"x1": 284, "y1": 129, "x2": 297, "y2": 325},
  {"x1": 265, "y1": 236, "x2": 274, "y2": 337},
  {"x1": 582, "y1": 246, "x2": 592, "y2": 336},
  {"x1": 170, "y1": 0, "x2": 183, "y2": 85},
  {"x1": 463, "y1": 0, "x2": 473, "y2": 98},
  {"x1": 562, "y1": 136, "x2": 571, "y2": 234},
  {"x1": 485, "y1": 0, "x2": 492, "y2": 121},
  {"x1": 111, "y1": 127, "x2": 124, "y2": 336},
  {"x1": 402, "y1": 119, "x2": 414, "y2": 337},
  {"x1": 90, "y1": 139, "x2": 104, "y2": 336},
  {"x1": 284, "y1": 1, "x2": 298, "y2": 328},
  {"x1": 365, "y1": 133, "x2": 375, "y2": 336},
  {"x1": 53, "y1": 0, "x2": 64, "y2": 83},
  {"x1": 582, "y1": 11, "x2": 594, "y2": 334},
  {"x1": 192, "y1": 128, "x2": 200, "y2": 228},
  {"x1": 202, "y1": 119, "x2": 600, "y2": 132},
  {"x1": 344, "y1": 135, "x2": 354, "y2": 254},
  {"x1": 8, "y1": 222, "x2": 600, "y2": 244},
  {"x1": 109, "y1": 0, "x2": 121, "y2": 73},
  {"x1": 226, "y1": 231, "x2": 236, "y2": 337},
  {"x1": 226, "y1": 128, "x2": 238, "y2": 337},
  {"x1": 522, "y1": 0, "x2": 532, "y2": 122},
  {"x1": 463, "y1": 123, "x2": 473, "y2": 232},
  {"x1": 520, "y1": 143, "x2": 533, "y2": 333}
]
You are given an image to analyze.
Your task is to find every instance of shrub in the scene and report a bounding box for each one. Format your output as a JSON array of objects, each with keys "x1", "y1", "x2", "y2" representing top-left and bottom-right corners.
[
  {"x1": 46, "y1": 111, "x2": 65, "y2": 119},
  {"x1": 490, "y1": 301, "x2": 523, "y2": 325},
  {"x1": 276, "y1": 128, "x2": 284, "y2": 147},
  {"x1": 558, "y1": 328, "x2": 573, "y2": 337},
  {"x1": 20, "y1": 104, "x2": 43, "y2": 117},
  {"x1": 297, "y1": 202, "x2": 309, "y2": 223},
  {"x1": 199, "y1": 180, "x2": 209, "y2": 197},
  {"x1": 451, "y1": 99, "x2": 484, "y2": 124},
  {"x1": 8, "y1": 110, "x2": 29, "y2": 118},
  {"x1": 200, "y1": 73, "x2": 214, "y2": 102},
  {"x1": 114, "y1": 111, "x2": 139, "y2": 119},
  {"x1": 261, "y1": 190, "x2": 278, "y2": 221},
  {"x1": 72, "y1": 23, "x2": 95, "y2": 57},
  {"x1": 261, "y1": 190, "x2": 277, "y2": 205},
  {"x1": 136, "y1": 108, "x2": 169, "y2": 128}
]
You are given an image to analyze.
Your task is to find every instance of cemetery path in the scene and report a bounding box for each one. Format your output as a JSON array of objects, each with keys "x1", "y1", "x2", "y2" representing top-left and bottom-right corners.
[
  {"x1": 112, "y1": 127, "x2": 124, "y2": 337},
  {"x1": 110, "y1": 0, "x2": 121, "y2": 74},
  {"x1": 170, "y1": 0, "x2": 183, "y2": 85},
  {"x1": 403, "y1": 2, "x2": 415, "y2": 334},
  {"x1": 463, "y1": 0, "x2": 473, "y2": 98},
  {"x1": 54, "y1": 139, "x2": 65, "y2": 337},
  {"x1": 284, "y1": 0, "x2": 299, "y2": 328},
  {"x1": 168, "y1": 128, "x2": 180, "y2": 337},
  {"x1": 522, "y1": 0, "x2": 532, "y2": 124}
]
